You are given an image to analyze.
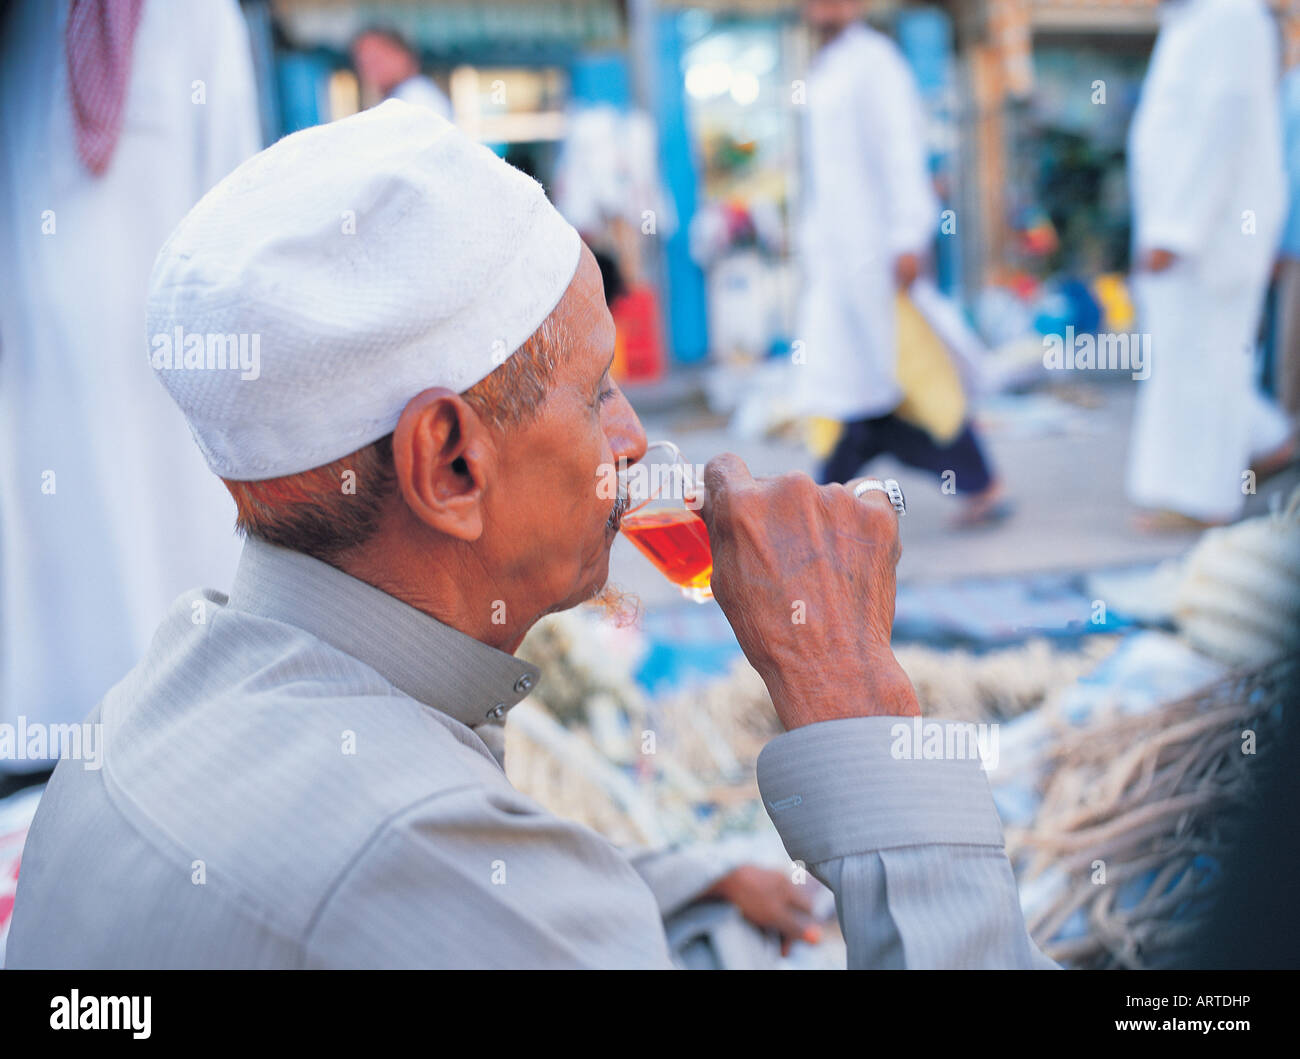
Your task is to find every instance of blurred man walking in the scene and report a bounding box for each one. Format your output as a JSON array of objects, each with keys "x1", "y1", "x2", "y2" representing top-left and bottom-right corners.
[
  {"x1": 796, "y1": 0, "x2": 1007, "y2": 526},
  {"x1": 1127, "y1": 0, "x2": 1294, "y2": 529}
]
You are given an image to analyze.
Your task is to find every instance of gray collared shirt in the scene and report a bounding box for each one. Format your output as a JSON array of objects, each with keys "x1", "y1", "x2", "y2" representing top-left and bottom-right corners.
[{"x1": 7, "y1": 538, "x2": 1054, "y2": 969}]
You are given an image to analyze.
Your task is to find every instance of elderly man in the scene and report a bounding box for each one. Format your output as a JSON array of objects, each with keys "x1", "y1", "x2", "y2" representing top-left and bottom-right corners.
[{"x1": 7, "y1": 102, "x2": 1052, "y2": 970}]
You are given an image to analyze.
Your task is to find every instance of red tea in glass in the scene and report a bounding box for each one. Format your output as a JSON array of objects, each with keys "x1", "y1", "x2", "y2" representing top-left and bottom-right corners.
[
  {"x1": 620, "y1": 507, "x2": 713, "y2": 602},
  {"x1": 616, "y1": 441, "x2": 712, "y2": 602}
]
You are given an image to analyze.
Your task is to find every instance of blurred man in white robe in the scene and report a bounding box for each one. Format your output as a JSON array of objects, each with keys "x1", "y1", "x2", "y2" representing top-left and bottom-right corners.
[
  {"x1": 1127, "y1": 0, "x2": 1294, "y2": 528},
  {"x1": 351, "y1": 28, "x2": 452, "y2": 121},
  {"x1": 797, "y1": 0, "x2": 1008, "y2": 526},
  {"x1": 0, "y1": 0, "x2": 260, "y2": 791}
]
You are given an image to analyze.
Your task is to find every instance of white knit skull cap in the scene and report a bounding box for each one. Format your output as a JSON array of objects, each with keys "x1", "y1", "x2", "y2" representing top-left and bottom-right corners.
[{"x1": 146, "y1": 99, "x2": 582, "y2": 481}]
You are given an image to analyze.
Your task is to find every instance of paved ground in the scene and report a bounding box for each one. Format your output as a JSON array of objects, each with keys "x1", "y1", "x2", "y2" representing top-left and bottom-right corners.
[{"x1": 609, "y1": 373, "x2": 1300, "y2": 611}]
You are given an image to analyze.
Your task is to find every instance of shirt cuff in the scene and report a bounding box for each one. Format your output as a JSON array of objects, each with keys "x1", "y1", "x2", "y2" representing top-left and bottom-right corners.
[{"x1": 755, "y1": 716, "x2": 1006, "y2": 867}]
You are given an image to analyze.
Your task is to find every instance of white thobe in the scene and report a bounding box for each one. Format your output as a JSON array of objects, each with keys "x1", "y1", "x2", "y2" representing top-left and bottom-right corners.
[
  {"x1": 0, "y1": 0, "x2": 260, "y2": 770},
  {"x1": 1126, "y1": 0, "x2": 1291, "y2": 521},
  {"x1": 796, "y1": 22, "x2": 938, "y2": 421}
]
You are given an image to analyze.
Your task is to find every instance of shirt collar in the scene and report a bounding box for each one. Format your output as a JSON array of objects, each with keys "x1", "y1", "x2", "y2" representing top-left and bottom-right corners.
[{"x1": 225, "y1": 537, "x2": 540, "y2": 730}]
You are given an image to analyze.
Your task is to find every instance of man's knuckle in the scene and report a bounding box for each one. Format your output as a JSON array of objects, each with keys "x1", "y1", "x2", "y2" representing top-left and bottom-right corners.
[
  {"x1": 772, "y1": 470, "x2": 816, "y2": 501},
  {"x1": 859, "y1": 496, "x2": 892, "y2": 529}
]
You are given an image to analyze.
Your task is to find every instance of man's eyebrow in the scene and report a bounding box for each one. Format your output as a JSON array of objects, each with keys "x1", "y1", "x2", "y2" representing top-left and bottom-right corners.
[{"x1": 593, "y1": 343, "x2": 615, "y2": 387}]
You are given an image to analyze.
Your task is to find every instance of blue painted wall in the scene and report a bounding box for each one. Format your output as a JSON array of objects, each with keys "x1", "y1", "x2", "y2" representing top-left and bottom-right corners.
[
  {"x1": 653, "y1": 11, "x2": 710, "y2": 363},
  {"x1": 569, "y1": 51, "x2": 631, "y2": 107},
  {"x1": 896, "y1": 7, "x2": 960, "y2": 296}
]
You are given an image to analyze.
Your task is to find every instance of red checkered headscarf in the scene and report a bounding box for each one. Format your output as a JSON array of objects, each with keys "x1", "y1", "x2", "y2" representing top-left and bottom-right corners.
[{"x1": 64, "y1": 0, "x2": 146, "y2": 175}]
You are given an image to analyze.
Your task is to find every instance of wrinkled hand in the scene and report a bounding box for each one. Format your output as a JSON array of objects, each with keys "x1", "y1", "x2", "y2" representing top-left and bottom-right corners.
[
  {"x1": 706, "y1": 865, "x2": 821, "y2": 956},
  {"x1": 696, "y1": 455, "x2": 919, "y2": 730}
]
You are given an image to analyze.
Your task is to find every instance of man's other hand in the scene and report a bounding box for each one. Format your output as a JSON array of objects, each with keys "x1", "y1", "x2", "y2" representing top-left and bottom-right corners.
[{"x1": 706, "y1": 865, "x2": 822, "y2": 957}]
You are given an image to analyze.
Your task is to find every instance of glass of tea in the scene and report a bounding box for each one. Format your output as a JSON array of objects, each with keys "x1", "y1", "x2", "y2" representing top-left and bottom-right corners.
[{"x1": 618, "y1": 441, "x2": 713, "y2": 603}]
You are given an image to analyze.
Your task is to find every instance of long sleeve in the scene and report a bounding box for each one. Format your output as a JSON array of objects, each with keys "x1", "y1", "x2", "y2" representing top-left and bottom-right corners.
[
  {"x1": 1132, "y1": 82, "x2": 1248, "y2": 259},
  {"x1": 865, "y1": 43, "x2": 939, "y2": 258},
  {"x1": 1131, "y1": 5, "x2": 1275, "y2": 260},
  {"x1": 756, "y1": 717, "x2": 1058, "y2": 969},
  {"x1": 624, "y1": 843, "x2": 749, "y2": 920}
]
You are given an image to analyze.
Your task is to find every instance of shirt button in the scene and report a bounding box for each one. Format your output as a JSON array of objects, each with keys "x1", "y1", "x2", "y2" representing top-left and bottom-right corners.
[
  {"x1": 514, "y1": 674, "x2": 534, "y2": 694},
  {"x1": 486, "y1": 703, "x2": 507, "y2": 721}
]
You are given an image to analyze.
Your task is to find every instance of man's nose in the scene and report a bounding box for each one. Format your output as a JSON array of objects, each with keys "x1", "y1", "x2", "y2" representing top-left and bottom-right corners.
[{"x1": 609, "y1": 390, "x2": 647, "y2": 467}]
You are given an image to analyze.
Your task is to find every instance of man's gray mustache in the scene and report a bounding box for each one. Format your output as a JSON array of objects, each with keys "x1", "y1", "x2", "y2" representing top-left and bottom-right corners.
[{"x1": 607, "y1": 492, "x2": 629, "y2": 530}]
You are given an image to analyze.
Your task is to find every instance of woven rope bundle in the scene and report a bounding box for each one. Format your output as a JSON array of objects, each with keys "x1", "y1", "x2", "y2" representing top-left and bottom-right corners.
[
  {"x1": 509, "y1": 614, "x2": 1115, "y2": 846},
  {"x1": 1009, "y1": 656, "x2": 1294, "y2": 969}
]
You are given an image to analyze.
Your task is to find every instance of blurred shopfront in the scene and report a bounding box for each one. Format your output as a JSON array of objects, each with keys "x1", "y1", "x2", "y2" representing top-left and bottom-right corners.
[
  {"x1": 250, "y1": 0, "x2": 683, "y2": 381},
  {"x1": 241, "y1": 0, "x2": 1300, "y2": 377},
  {"x1": 937, "y1": 0, "x2": 1300, "y2": 337}
]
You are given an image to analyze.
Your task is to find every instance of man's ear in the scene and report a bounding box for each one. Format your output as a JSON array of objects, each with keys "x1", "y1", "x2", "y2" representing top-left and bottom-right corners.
[{"x1": 391, "y1": 388, "x2": 496, "y2": 541}]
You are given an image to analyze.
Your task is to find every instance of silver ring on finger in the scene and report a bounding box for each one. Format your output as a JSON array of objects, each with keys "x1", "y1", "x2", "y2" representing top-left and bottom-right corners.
[{"x1": 852, "y1": 477, "x2": 906, "y2": 516}]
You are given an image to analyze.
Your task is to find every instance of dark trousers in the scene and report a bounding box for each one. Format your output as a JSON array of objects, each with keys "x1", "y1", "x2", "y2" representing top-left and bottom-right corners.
[
  {"x1": 0, "y1": 767, "x2": 53, "y2": 800},
  {"x1": 818, "y1": 414, "x2": 994, "y2": 494}
]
